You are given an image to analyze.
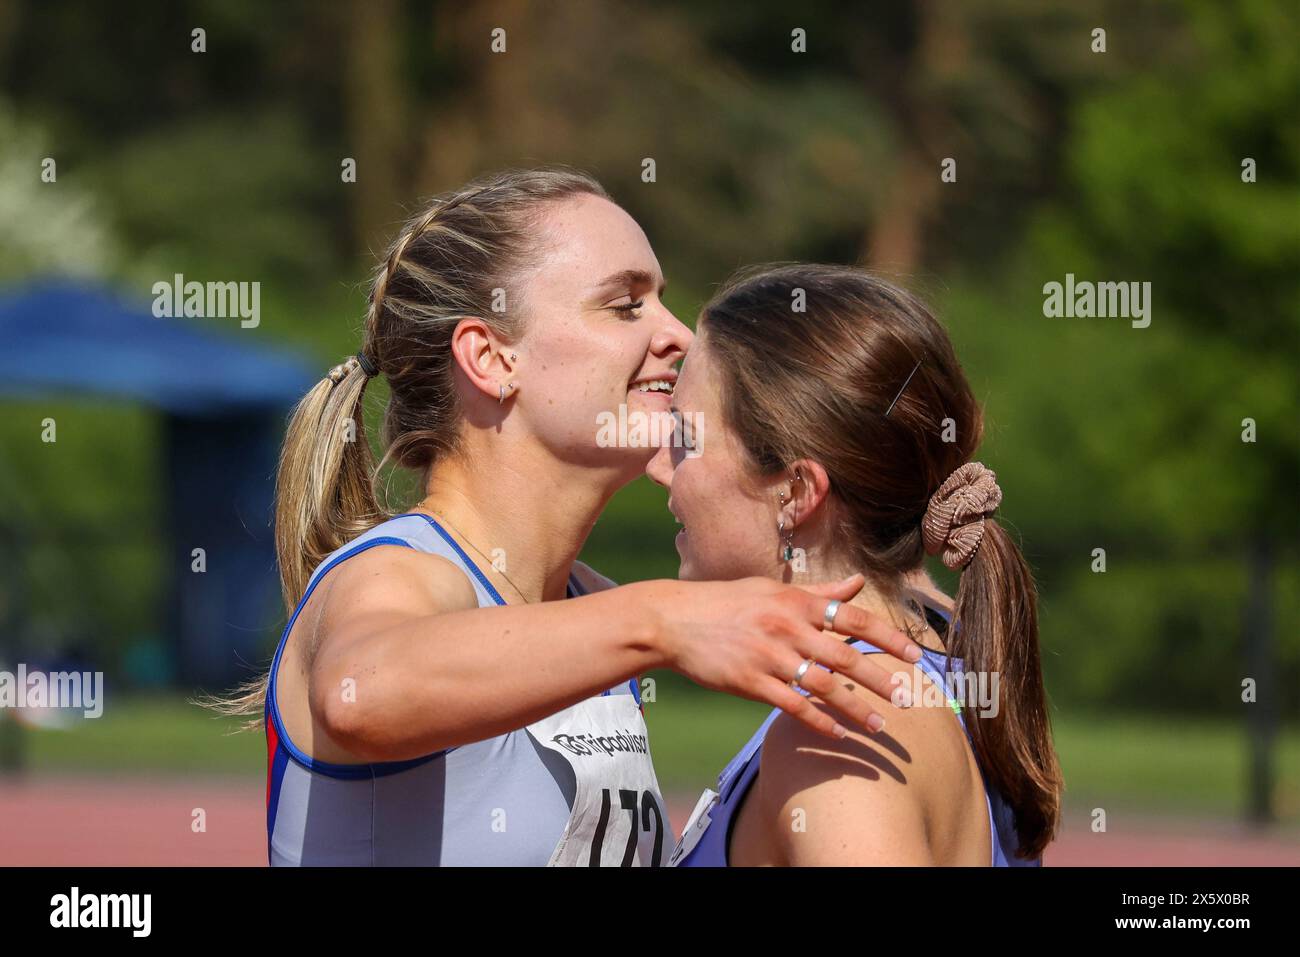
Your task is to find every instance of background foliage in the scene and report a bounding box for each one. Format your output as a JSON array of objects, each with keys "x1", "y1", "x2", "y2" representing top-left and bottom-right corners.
[{"x1": 0, "y1": 0, "x2": 1295, "y2": 737}]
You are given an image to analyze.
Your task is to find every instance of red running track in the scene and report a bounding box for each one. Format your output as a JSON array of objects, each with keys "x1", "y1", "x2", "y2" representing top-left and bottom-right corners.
[{"x1": 1, "y1": 775, "x2": 1297, "y2": 867}]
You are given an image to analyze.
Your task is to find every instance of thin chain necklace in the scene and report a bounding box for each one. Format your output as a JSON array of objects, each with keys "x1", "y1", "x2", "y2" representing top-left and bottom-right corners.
[
  {"x1": 416, "y1": 499, "x2": 532, "y2": 604},
  {"x1": 834, "y1": 592, "x2": 933, "y2": 648}
]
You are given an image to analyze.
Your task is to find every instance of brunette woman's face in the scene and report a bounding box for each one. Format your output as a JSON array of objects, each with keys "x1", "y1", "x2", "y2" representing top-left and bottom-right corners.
[
  {"x1": 515, "y1": 194, "x2": 692, "y2": 475},
  {"x1": 645, "y1": 340, "x2": 783, "y2": 581}
]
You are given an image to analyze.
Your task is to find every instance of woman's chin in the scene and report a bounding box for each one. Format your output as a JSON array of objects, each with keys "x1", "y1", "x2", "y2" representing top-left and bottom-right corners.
[
  {"x1": 674, "y1": 529, "x2": 699, "y2": 581},
  {"x1": 582, "y1": 441, "x2": 652, "y2": 483},
  {"x1": 675, "y1": 529, "x2": 742, "y2": 582}
]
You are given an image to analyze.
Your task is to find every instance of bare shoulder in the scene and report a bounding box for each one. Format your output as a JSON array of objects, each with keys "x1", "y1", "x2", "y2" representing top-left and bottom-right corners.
[
  {"x1": 765, "y1": 654, "x2": 974, "y2": 783},
  {"x1": 282, "y1": 540, "x2": 481, "y2": 686},
  {"x1": 315, "y1": 541, "x2": 480, "y2": 624},
  {"x1": 749, "y1": 657, "x2": 973, "y2": 865},
  {"x1": 571, "y1": 560, "x2": 618, "y2": 594}
]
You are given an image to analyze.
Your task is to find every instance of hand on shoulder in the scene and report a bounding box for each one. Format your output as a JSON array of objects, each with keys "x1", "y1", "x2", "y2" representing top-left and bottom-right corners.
[{"x1": 749, "y1": 655, "x2": 974, "y2": 866}]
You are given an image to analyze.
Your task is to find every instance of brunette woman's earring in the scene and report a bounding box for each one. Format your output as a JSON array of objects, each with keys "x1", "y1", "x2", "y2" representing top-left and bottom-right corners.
[
  {"x1": 778, "y1": 518, "x2": 795, "y2": 562},
  {"x1": 778, "y1": 491, "x2": 795, "y2": 562}
]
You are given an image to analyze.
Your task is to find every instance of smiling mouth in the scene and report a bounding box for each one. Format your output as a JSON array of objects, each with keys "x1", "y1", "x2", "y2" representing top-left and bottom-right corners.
[
  {"x1": 669, "y1": 504, "x2": 685, "y2": 533},
  {"x1": 630, "y1": 378, "x2": 675, "y2": 396}
]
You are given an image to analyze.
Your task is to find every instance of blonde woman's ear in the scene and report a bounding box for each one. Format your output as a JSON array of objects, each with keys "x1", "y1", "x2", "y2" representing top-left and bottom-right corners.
[{"x1": 450, "y1": 317, "x2": 511, "y2": 404}]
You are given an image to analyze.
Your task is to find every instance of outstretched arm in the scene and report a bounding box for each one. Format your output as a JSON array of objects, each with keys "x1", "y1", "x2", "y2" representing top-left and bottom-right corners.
[{"x1": 302, "y1": 546, "x2": 925, "y2": 762}]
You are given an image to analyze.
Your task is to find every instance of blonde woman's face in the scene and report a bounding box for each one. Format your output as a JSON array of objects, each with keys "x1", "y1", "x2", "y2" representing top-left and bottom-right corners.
[{"x1": 514, "y1": 193, "x2": 692, "y2": 473}]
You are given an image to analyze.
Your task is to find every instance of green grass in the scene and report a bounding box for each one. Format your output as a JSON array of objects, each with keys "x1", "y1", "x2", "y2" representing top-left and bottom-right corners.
[
  {"x1": 2, "y1": 694, "x2": 262, "y2": 775},
  {"x1": 6, "y1": 691, "x2": 1298, "y2": 823},
  {"x1": 1049, "y1": 711, "x2": 1300, "y2": 819}
]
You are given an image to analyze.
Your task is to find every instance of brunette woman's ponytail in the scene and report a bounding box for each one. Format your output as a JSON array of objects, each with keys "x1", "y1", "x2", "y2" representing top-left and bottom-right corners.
[{"x1": 924, "y1": 463, "x2": 1061, "y2": 859}]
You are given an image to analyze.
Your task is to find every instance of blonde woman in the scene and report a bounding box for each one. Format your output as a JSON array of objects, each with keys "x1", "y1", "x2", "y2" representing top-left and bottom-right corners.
[{"x1": 224, "y1": 171, "x2": 922, "y2": 865}]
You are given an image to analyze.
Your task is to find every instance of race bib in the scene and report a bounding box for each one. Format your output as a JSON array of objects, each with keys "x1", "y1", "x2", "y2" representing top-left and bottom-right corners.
[{"x1": 527, "y1": 692, "x2": 671, "y2": 867}]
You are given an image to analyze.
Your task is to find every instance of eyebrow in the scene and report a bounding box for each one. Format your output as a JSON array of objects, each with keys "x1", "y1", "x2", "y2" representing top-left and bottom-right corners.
[{"x1": 590, "y1": 268, "x2": 667, "y2": 299}]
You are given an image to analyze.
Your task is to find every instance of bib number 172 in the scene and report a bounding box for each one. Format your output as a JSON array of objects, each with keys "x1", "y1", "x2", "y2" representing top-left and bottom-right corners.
[{"x1": 588, "y1": 788, "x2": 664, "y2": 867}]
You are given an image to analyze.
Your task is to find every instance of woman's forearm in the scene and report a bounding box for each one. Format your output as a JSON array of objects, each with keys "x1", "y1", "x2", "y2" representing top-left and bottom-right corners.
[
  {"x1": 309, "y1": 571, "x2": 919, "y2": 762},
  {"x1": 312, "y1": 580, "x2": 670, "y2": 761}
]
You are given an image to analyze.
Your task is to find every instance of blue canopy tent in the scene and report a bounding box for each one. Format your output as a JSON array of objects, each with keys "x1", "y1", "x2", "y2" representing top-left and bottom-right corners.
[{"x1": 0, "y1": 280, "x2": 316, "y2": 688}]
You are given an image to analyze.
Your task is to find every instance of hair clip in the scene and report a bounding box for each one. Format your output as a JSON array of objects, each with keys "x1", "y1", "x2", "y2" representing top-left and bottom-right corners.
[{"x1": 884, "y1": 357, "x2": 924, "y2": 417}]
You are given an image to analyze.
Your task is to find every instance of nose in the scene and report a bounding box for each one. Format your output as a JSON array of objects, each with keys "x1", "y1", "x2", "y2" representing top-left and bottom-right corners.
[
  {"x1": 646, "y1": 442, "x2": 674, "y2": 490},
  {"x1": 649, "y1": 304, "x2": 694, "y2": 361}
]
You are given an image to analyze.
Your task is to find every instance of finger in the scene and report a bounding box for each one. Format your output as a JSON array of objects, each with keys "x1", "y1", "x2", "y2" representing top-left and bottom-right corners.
[
  {"x1": 839, "y1": 653, "x2": 916, "y2": 710},
  {"x1": 762, "y1": 678, "x2": 851, "y2": 741},
  {"x1": 799, "y1": 631, "x2": 913, "y2": 709},
  {"x1": 800, "y1": 574, "x2": 866, "y2": 603},
  {"x1": 791, "y1": 659, "x2": 889, "y2": 733},
  {"x1": 817, "y1": 599, "x2": 923, "y2": 663}
]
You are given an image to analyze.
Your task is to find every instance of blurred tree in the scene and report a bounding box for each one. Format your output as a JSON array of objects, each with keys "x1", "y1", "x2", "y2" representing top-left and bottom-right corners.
[
  {"x1": 0, "y1": 0, "x2": 1293, "y2": 752},
  {"x1": 0, "y1": 105, "x2": 119, "y2": 280},
  {"x1": 1038, "y1": 0, "x2": 1299, "y2": 817},
  {"x1": 938, "y1": 0, "x2": 1298, "y2": 742},
  {"x1": 343, "y1": 0, "x2": 408, "y2": 255}
]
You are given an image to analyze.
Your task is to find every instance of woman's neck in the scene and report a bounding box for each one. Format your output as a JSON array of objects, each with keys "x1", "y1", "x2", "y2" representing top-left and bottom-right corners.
[
  {"x1": 417, "y1": 436, "x2": 625, "y2": 604},
  {"x1": 792, "y1": 552, "x2": 944, "y2": 652}
]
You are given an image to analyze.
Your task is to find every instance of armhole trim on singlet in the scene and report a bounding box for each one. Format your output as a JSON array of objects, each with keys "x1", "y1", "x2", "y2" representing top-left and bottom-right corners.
[
  {"x1": 268, "y1": 534, "x2": 454, "y2": 780},
  {"x1": 403, "y1": 513, "x2": 509, "y2": 607},
  {"x1": 269, "y1": 513, "x2": 636, "y2": 780},
  {"x1": 393, "y1": 524, "x2": 636, "y2": 700},
  {"x1": 722, "y1": 755, "x2": 758, "y2": 867}
]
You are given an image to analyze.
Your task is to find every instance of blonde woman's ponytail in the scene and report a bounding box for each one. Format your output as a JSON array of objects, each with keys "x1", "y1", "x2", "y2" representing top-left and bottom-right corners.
[{"x1": 273, "y1": 355, "x2": 383, "y2": 611}]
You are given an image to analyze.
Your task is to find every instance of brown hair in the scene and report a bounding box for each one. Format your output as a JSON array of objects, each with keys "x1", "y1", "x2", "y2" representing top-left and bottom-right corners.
[
  {"x1": 698, "y1": 263, "x2": 1062, "y2": 859},
  {"x1": 208, "y1": 168, "x2": 610, "y2": 724}
]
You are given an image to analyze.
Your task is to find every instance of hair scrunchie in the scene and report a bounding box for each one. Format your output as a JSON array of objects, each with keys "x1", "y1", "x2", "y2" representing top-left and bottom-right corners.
[{"x1": 922, "y1": 461, "x2": 1002, "y2": 570}]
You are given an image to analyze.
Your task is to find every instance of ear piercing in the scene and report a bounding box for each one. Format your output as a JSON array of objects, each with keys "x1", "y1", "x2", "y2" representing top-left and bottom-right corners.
[
  {"x1": 778, "y1": 491, "x2": 795, "y2": 562},
  {"x1": 498, "y1": 353, "x2": 519, "y2": 403}
]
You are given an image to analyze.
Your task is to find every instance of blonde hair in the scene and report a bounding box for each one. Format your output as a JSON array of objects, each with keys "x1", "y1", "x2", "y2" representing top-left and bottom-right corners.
[{"x1": 207, "y1": 168, "x2": 610, "y2": 725}]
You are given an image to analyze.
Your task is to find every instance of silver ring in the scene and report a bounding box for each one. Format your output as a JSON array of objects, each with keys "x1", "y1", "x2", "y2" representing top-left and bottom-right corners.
[
  {"x1": 789, "y1": 657, "x2": 815, "y2": 689},
  {"x1": 823, "y1": 599, "x2": 842, "y2": 632}
]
